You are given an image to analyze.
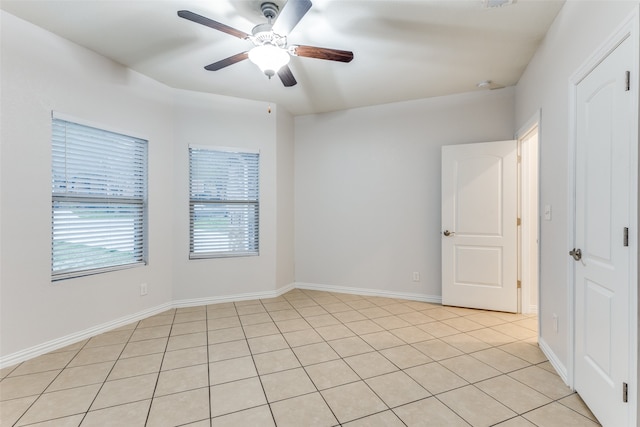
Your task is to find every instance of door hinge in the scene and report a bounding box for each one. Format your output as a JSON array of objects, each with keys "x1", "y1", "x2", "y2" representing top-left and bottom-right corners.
[
  {"x1": 623, "y1": 382, "x2": 628, "y2": 403},
  {"x1": 624, "y1": 227, "x2": 629, "y2": 247},
  {"x1": 517, "y1": 280, "x2": 522, "y2": 289},
  {"x1": 517, "y1": 155, "x2": 522, "y2": 163},
  {"x1": 517, "y1": 218, "x2": 521, "y2": 226},
  {"x1": 626, "y1": 71, "x2": 631, "y2": 91}
]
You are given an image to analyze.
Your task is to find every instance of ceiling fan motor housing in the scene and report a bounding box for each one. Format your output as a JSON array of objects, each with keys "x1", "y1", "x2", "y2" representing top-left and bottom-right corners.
[
  {"x1": 252, "y1": 2, "x2": 287, "y2": 48},
  {"x1": 251, "y1": 24, "x2": 287, "y2": 48}
]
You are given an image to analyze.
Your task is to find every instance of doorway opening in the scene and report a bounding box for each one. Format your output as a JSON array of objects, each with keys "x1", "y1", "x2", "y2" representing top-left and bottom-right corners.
[{"x1": 517, "y1": 117, "x2": 540, "y2": 315}]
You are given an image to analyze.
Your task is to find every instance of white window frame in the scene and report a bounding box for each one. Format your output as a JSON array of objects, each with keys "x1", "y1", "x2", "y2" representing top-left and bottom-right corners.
[
  {"x1": 51, "y1": 115, "x2": 148, "y2": 281},
  {"x1": 189, "y1": 145, "x2": 260, "y2": 259}
]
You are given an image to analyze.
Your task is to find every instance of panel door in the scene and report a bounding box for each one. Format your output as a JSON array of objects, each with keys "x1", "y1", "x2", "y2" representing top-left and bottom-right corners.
[
  {"x1": 442, "y1": 140, "x2": 518, "y2": 312},
  {"x1": 574, "y1": 36, "x2": 632, "y2": 427}
]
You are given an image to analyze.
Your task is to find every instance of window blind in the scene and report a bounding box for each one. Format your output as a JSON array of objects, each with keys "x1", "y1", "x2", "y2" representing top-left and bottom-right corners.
[
  {"x1": 51, "y1": 118, "x2": 148, "y2": 280},
  {"x1": 189, "y1": 147, "x2": 259, "y2": 258}
]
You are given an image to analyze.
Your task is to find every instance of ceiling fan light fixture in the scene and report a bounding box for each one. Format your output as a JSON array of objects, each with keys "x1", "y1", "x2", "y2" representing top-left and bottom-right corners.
[{"x1": 249, "y1": 44, "x2": 290, "y2": 77}]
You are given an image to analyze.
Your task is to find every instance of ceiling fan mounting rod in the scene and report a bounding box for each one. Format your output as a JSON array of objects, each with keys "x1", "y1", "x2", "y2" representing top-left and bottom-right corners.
[
  {"x1": 250, "y1": 2, "x2": 287, "y2": 47},
  {"x1": 260, "y1": 2, "x2": 279, "y2": 21}
]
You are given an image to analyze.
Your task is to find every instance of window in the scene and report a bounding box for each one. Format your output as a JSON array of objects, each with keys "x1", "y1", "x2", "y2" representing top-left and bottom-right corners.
[
  {"x1": 51, "y1": 117, "x2": 148, "y2": 280},
  {"x1": 189, "y1": 146, "x2": 259, "y2": 259}
]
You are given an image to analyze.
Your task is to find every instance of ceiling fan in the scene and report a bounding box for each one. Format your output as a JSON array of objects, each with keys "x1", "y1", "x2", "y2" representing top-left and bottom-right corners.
[{"x1": 178, "y1": 0, "x2": 354, "y2": 87}]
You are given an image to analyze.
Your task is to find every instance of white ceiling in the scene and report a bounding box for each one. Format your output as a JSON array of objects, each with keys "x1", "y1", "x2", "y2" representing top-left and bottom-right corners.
[{"x1": 1, "y1": 0, "x2": 565, "y2": 116}]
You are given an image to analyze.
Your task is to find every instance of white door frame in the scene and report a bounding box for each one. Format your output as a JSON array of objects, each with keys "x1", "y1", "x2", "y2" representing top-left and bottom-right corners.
[
  {"x1": 567, "y1": 6, "x2": 638, "y2": 422},
  {"x1": 516, "y1": 112, "x2": 541, "y2": 316}
]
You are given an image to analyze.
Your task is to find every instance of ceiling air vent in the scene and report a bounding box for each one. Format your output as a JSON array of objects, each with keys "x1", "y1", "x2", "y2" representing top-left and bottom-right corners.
[{"x1": 483, "y1": 0, "x2": 515, "y2": 8}]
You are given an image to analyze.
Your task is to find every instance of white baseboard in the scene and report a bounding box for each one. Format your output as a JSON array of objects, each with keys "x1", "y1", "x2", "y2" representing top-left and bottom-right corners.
[
  {"x1": 173, "y1": 282, "x2": 296, "y2": 308},
  {"x1": 1, "y1": 281, "x2": 555, "y2": 370},
  {"x1": 538, "y1": 336, "x2": 571, "y2": 387},
  {"x1": 528, "y1": 305, "x2": 539, "y2": 315},
  {"x1": 295, "y1": 282, "x2": 442, "y2": 304},
  {"x1": 0, "y1": 303, "x2": 172, "y2": 369},
  {"x1": 0, "y1": 283, "x2": 298, "y2": 369}
]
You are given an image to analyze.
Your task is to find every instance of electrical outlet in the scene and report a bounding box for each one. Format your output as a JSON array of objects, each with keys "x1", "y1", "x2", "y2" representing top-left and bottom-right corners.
[
  {"x1": 552, "y1": 313, "x2": 558, "y2": 332},
  {"x1": 140, "y1": 283, "x2": 148, "y2": 296},
  {"x1": 412, "y1": 272, "x2": 420, "y2": 282}
]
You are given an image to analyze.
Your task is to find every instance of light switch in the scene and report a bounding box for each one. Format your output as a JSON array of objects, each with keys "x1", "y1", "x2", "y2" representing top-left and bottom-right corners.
[{"x1": 544, "y1": 205, "x2": 552, "y2": 221}]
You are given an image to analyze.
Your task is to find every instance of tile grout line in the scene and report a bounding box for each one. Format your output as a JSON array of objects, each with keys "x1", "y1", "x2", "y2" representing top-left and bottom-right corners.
[
  {"x1": 143, "y1": 309, "x2": 176, "y2": 426},
  {"x1": 257, "y1": 297, "x2": 285, "y2": 427},
  {"x1": 204, "y1": 305, "x2": 213, "y2": 427}
]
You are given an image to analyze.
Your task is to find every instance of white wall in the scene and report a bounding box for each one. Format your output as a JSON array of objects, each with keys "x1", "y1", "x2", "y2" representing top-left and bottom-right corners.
[
  {"x1": 515, "y1": 0, "x2": 639, "y2": 373},
  {"x1": 0, "y1": 11, "x2": 295, "y2": 362},
  {"x1": 276, "y1": 108, "x2": 296, "y2": 289},
  {"x1": 170, "y1": 91, "x2": 293, "y2": 301},
  {"x1": 0, "y1": 11, "x2": 175, "y2": 357},
  {"x1": 294, "y1": 88, "x2": 515, "y2": 299}
]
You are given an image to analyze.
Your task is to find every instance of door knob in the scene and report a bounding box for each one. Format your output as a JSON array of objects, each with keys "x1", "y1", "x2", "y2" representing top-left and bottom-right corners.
[
  {"x1": 569, "y1": 248, "x2": 582, "y2": 261},
  {"x1": 443, "y1": 230, "x2": 455, "y2": 237}
]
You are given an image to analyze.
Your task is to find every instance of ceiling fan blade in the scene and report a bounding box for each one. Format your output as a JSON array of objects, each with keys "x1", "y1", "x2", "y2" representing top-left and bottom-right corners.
[
  {"x1": 272, "y1": 0, "x2": 312, "y2": 35},
  {"x1": 278, "y1": 65, "x2": 297, "y2": 87},
  {"x1": 292, "y1": 45, "x2": 354, "y2": 63},
  {"x1": 204, "y1": 52, "x2": 249, "y2": 71},
  {"x1": 178, "y1": 10, "x2": 250, "y2": 40}
]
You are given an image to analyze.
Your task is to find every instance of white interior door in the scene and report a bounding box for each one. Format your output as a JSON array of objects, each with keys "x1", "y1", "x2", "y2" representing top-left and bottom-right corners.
[
  {"x1": 574, "y1": 35, "x2": 632, "y2": 427},
  {"x1": 441, "y1": 140, "x2": 518, "y2": 313}
]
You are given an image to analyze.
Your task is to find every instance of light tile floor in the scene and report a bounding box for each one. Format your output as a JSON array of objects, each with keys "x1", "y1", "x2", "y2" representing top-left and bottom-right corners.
[{"x1": 0, "y1": 289, "x2": 600, "y2": 426}]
